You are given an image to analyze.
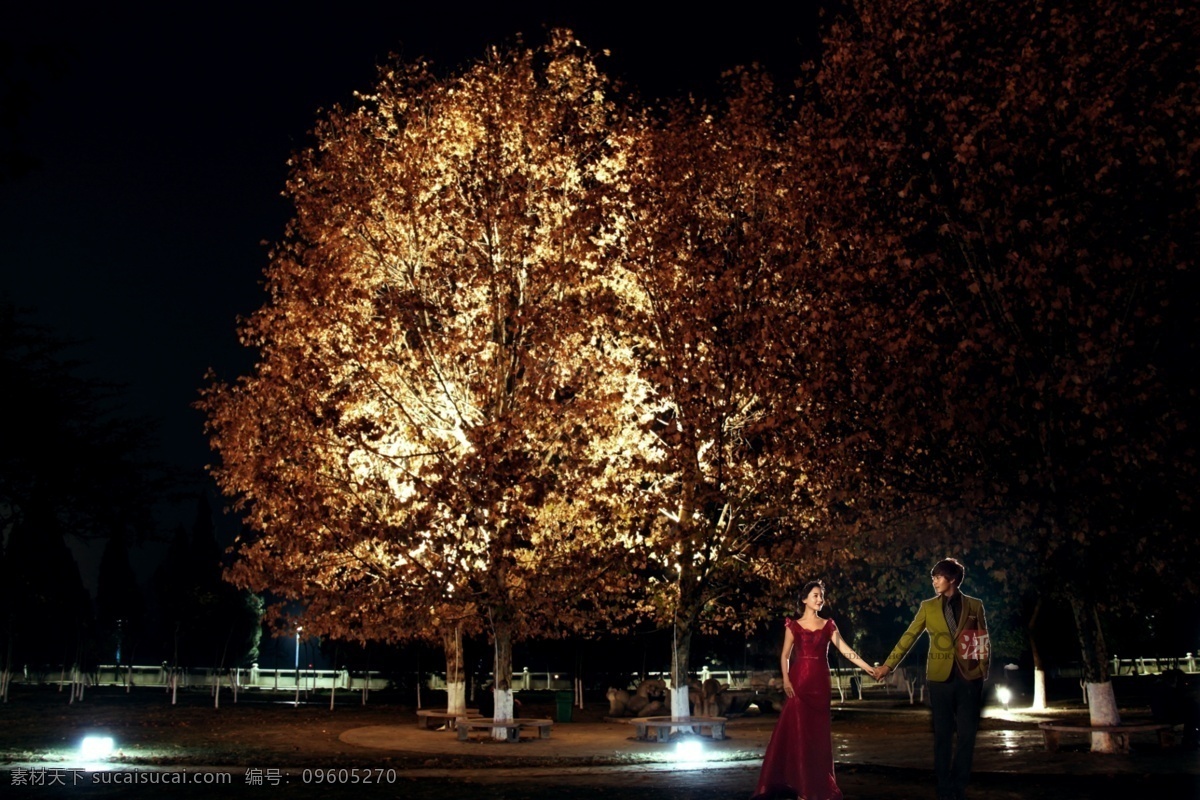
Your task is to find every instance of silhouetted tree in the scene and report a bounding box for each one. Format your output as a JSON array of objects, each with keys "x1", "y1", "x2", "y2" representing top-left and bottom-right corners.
[
  {"x1": 795, "y1": 0, "x2": 1199, "y2": 748},
  {"x1": 151, "y1": 496, "x2": 261, "y2": 669},
  {"x1": 95, "y1": 534, "x2": 143, "y2": 666}
]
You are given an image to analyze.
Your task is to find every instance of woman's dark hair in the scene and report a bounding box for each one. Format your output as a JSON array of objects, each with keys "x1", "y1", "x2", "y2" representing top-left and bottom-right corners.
[{"x1": 799, "y1": 579, "x2": 826, "y2": 605}]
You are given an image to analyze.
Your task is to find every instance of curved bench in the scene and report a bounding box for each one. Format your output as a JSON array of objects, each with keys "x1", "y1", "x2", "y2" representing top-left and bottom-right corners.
[
  {"x1": 1037, "y1": 720, "x2": 1175, "y2": 751},
  {"x1": 456, "y1": 717, "x2": 553, "y2": 742},
  {"x1": 415, "y1": 708, "x2": 480, "y2": 730},
  {"x1": 629, "y1": 716, "x2": 727, "y2": 742}
]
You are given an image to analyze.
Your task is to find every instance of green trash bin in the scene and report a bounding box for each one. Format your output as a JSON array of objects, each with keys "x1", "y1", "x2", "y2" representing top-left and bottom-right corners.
[{"x1": 555, "y1": 691, "x2": 573, "y2": 722}]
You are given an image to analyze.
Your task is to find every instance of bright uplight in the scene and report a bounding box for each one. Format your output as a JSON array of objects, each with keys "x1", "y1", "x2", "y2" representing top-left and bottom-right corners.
[
  {"x1": 80, "y1": 736, "x2": 114, "y2": 760},
  {"x1": 674, "y1": 738, "x2": 705, "y2": 763},
  {"x1": 996, "y1": 686, "x2": 1012, "y2": 707}
]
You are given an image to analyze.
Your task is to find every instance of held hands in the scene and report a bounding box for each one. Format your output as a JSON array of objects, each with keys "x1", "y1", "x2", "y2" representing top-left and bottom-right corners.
[{"x1": 874, "y1": 664, "x2": 891, "y2": 681}]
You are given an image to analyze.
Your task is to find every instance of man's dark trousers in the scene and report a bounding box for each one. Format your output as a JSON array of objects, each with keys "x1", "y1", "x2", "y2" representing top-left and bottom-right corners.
[{"x1": 929, "y1": 669, "x2": 983, "y2": 799}]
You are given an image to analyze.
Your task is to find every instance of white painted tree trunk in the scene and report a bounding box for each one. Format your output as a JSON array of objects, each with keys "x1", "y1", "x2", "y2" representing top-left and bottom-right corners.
[
  {"x1": 1086, "y1": 681, "x2": 1124, "y2": 753},
  {"x1": 670, "y1": 684, "x2": 691, "y2": 721},
  {"x1": 445, "y1": 681, "x2": 467, "y2": 715},
  {"x1": 443, "y1": 624, "x2": 467, "y2": 715},
  {"x1": 1031, "y1": 668, "x2": 1047, "y2": 710},
  {"x1": 493, "y1": 687, "x2": 514, "y2": 740},
  {"x1": 491, "y1": 612, "x2": 515, "y2": 740}
]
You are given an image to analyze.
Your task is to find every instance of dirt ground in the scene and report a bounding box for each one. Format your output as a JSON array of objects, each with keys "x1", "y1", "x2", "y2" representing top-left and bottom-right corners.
[{"x1": 0, "y1": 684, "x2": 583, "y2": 770}]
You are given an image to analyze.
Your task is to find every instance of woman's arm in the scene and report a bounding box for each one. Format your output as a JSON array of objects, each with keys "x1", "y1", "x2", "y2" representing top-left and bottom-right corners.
[
  {"x1": 780, "y1": 626, "x2": 796, "y2": 697},
  {"x1": 831, "y1": 627, "x2": 879, "y2": 678}
]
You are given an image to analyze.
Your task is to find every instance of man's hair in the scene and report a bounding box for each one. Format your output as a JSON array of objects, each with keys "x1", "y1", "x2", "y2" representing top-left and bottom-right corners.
[{"x1": 931, "y1": 558, "x2": 966, "y2": 587}]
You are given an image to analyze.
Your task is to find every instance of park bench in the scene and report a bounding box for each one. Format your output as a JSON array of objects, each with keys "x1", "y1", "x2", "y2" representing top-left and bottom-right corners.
[
  {"x1": 456, "y1": 717, "x2": 554, "y2": 742},
  {"x1": 415, "y1": 708, "x2": 480, "y2": 730},
  {"x1": 629, "y1": 715, "x2": 727, "y2": 742},
  {"x1": 1037, "y1": 720, "x2": 1175, "y2": 751}
]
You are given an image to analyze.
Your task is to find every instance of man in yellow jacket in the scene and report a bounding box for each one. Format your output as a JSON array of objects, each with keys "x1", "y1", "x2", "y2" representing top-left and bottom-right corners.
[{"x1": 877, "y1": 558, "x2": 989, "y2": 800}]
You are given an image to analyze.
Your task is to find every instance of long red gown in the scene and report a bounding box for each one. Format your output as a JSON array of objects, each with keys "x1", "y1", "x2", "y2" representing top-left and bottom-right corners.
[{"x1": 751, "y1": 617, "x2": 843, "y2": 800}]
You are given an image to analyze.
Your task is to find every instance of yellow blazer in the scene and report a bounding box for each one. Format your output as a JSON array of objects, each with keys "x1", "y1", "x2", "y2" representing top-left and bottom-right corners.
[{"x1": 884, "y1": 593, "x2": 990, "y2": 682}]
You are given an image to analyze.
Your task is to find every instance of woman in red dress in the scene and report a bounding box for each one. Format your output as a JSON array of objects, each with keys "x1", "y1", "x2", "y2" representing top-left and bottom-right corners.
[{"x1": 752, "y1": 580, "x2": 880, "y2": 800}]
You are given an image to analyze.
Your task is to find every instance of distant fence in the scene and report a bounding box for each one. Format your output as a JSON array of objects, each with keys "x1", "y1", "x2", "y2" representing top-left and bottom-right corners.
[
  {"x1": 8, "y1": 652, "x2": 1195, "y2": 695},
  {"x1": 9, "y1": 664, "x2": 390, "y2": 692},
  {"x1": 426, "y1": 667, "x2": 574, "y2": 693}
]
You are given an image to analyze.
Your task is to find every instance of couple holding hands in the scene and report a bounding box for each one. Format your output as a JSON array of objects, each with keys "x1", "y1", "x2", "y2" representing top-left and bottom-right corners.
[{"x1": 752, "y1": 558, "x2": 990, "y2": 800}]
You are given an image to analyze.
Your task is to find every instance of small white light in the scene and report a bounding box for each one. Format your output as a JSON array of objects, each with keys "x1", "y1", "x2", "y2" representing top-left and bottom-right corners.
[
  {"x1": 674, "y1": 738, "x2": 704, "y2": 762},
  {"x1": 81, "y1": 736, "x2": 114, "y2": 760},
  {"x1": 996, "y1": 686, "x2": 1012, "y2": 706}
]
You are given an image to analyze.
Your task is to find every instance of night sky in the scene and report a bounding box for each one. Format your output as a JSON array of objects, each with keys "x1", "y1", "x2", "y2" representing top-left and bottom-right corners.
[{"x1": 2, "y1": 5, "x2": 822, "y2": 529}]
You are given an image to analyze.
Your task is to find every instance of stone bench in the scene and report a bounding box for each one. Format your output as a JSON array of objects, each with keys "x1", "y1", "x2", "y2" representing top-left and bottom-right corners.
[
  {"x1": 415, "y1": 708, "x2": 480, "y2": 730},
  {"x1": 629, "y1": 716, "x2": 727, "y2": 742},
  {"x1": 456, "y1": 717, "x2": 553, "y2": 742},
  {"x1": 1037, "y1": 720, "x2": 1175, "y2": 751}
]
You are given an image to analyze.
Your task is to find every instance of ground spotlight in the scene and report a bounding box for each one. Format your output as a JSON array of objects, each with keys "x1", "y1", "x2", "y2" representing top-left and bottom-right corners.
[
  {"x1": 673, "y1": 738, "x2": 705, "y2": 764},
  {"x1": 996, "y1": 685, "x2": 1012, "y2": 709},
  {"x1": 80, "y1": 736, "x2": 114, "y2": 760}
]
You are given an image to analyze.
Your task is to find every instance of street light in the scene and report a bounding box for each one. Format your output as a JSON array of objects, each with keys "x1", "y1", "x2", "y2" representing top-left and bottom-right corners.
[
  {"x1": 295, "y1": 626, "x2": 303, "y2": 706},
  {"x1": 999, "y1": 663, "x2": 1019, "y2": 710}
]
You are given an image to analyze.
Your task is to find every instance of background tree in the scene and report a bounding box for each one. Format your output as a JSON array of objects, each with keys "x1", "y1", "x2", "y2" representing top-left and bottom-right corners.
[
  {"x1": 1, "y1": 304, "x2": 164, "y2": 691},
  {"x1": 797, "y1": 0, "x2": 1199, "y2": 748},
  {"x1": 202, "y1": 33, "x2": 636, "y2": 728},
  {"x1": 95, "y1": 533, "x2": 144, "y2": 670},
  {"x1": 150, "y1": 496, "x2": 261, "y2": 672},
  {"x1": 0, "y1": 304, "x2": 162, "y2": 545},
  {"x1": 0, "y1": 491, "x2": 92, "y2": 681}
]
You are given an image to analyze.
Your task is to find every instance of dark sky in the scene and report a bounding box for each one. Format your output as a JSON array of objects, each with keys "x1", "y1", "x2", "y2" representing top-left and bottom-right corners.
[{"x1": 2, "y1": 5, "x2": 822, "y2": 525}]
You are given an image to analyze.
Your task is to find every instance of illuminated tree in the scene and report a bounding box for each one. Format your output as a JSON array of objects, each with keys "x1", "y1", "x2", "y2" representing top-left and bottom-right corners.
[
  {"x1": 798, "y1": 0, "x2": 1198, "y2": 747},
  {"x1": 202, "y1": 33, "x2": 635, "y2": 726},
  {"x1": 612, "y1": 72, "x2": 829, "y2": 716}
]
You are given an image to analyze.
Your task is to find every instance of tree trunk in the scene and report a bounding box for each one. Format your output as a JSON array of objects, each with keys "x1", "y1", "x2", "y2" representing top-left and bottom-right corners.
[
  {"x1": 669, "y1": 469, "x2": 700, "y2": 723},
  {"x1": 491, "y1": 609, "x2": 514, "y2": 740},
  {"x1": 1, "y1": 638, "x2": 11, "y2": 703},
  {"x1": 1028, "y1": 596, "x2": 1048, "y2": 711},
  {"x1": 671, "y1": 579, "x2": 699, "y2": 721},
  {"x1": 1032, "y1": 667, "x2": 1047, "y2": 711},
  {"x1": 670, "y1": 622, "x2": 693, "y2": 721},
  {"x1": 1069, "y1": 594, "x2": 1124, "y2": 753},
  {"x1": 442, "y1": 623, "x2": 467, "y2": 715}
]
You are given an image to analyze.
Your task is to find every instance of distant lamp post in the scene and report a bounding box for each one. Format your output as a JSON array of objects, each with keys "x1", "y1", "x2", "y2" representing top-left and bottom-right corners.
[
  {"x1": 294, "y1": 626, "x2": 303, "y2": 706},
  {"x1": 1000, "y1": 663, "x2": 1020, "y2": 710}
]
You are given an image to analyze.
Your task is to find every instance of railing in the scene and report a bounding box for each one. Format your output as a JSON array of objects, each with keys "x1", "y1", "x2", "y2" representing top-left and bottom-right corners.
[
  {"x1": 425, "y1": 668, "x2": 573, "y2": 692},
  {"x1": 9, "y1": 664, "x2": 390, "y2": 692},
  {"x1": 1109, "y1": 653, "x2": 1197, "y2": 676},
  {"x1": 10, "y1": 652, "x2": 1195, "y2": 695}
]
